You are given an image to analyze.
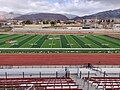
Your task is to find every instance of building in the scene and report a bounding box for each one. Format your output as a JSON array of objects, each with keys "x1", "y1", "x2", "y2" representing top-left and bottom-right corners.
[
  {"x1": 0, "y1": 20, "x2": 12, "y2": 32},
  {"x1": 113, "y1": 23, "x2": 120, "y2": 30}
]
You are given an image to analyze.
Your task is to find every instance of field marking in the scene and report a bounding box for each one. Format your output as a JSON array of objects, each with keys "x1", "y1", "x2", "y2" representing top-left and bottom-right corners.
[
  {"x1": 0, "y1": 35, "x2": 24, "y2": 48},
  {"x1": 0, "y1": 34, "x2": 120, "y2": 49},
  {"x1": 71, "y1": 35, "x2": 83, "y2": 48},
  {"x1": 33, "y1": 35, "x2": 43, "y2": 47},
  {"x1": 0, "y1": 34, "x2": 21, "y2": 43},
  {"x1": 69, "y1": 35, "x2": 82, "y2": 48},
  {"x1": 17, "y1": 35, "x2": 35, "y2": 48},
  {"x1": 40, "y1": 35, "x2": 50, "y2": 48},
  {"x1": 65, "y1": 35, "x2": 72, "y2": 48},
  {"x1": 0, "y1": 48, "x2": 119, "y2": 50},
  {"x1": 59, "y1": 35, "x2": 63, "y2": 48},
  {"x1": 86, "y1": 35, "x2": 106, "y2": 48},
  {"x1": 76, "y1": 35, "x2": 93, "y2": 48},
  {"x1": 93, "y1": 35, "x2": 113, "y2": 47},
  {"x1": 21, "y1": 35, "x2": 42, "y2": 48},
  {"x1": 20, "y1": 35, "x2": 37, "y2": 47},
  {"x1": 85, "y1": 35, "x2": 102, "y2": 48},
  {"x1": 29, "y1": 35, "x2": 42, "y2": 48},
  {"x1": 84, "y1": 35, "x2": 101, "y2": 48},
  {"x1": 94, "y1": 35, "x2": 120, "y2": 47},
  {"x1": 74, "y1": 35, "x2": 89, "y2": 48},
  {"x1": 19, "y1": 35, "x2": 36, "y2": 48},
  {"x1": 51, "y1": 35, "x2": 54, "y2": 48}
]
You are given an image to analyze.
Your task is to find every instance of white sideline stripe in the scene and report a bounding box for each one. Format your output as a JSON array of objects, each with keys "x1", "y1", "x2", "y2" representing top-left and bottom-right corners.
[{"x1": 0, "y1": 48, "x2": 119, "y2": 50}]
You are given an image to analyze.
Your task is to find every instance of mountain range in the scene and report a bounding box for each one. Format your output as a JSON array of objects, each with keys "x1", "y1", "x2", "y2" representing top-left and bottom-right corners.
[
  {"x1": 74, "y1": 9, "x2": 120, "y2": 20},
  {"x1": 0, "y1": 11, "x2": 21, "y2": 20},
  {"x1": 0, "y1": 8, "x2": 120, "y2": 21},
  {"x1": 63, "y1": 13, "x2": 78, "y2": 19},
  {"x1": 14, "y1": 13, "x2": 68, "y2": 21},
  {"x1": 25, "y1": 12, "x2": 77, "y2": 19}
]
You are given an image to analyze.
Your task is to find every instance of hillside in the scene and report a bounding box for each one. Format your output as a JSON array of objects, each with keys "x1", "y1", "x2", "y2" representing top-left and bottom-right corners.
[
  {"x1": 74, "y1": 9, "x2": 120, "y2": 20},
  {"x1": 14, "y1": 13, "x2": 68, "y2": 21},
  {"x1": 0, "y1": 11, "x2": 21, "y2": 20}
]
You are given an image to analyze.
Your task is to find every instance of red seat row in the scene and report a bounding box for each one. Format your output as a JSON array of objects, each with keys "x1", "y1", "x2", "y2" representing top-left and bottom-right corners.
[
  {"x1": 0, "y1": 77, "x2": 81, "y2": 90},
  {"x1": 83, "y1": 77, "x2": 120, "y2": 90}
]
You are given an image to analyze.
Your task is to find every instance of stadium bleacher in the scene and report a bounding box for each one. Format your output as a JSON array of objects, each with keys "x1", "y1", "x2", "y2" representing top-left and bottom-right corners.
[
  {"x1": 83, "y1": 77, "x2": 120, "y2": 90},
  {"x1": 0, "y1": 77, "x2": 81, "y2": 90}
]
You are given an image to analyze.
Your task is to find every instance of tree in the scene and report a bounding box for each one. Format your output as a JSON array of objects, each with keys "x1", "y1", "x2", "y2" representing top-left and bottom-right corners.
[
  {"x1": 57, "y1": 20, "x2": 61, "y2": 23},
  {"x1": 22, "y1": 20, "x2": 33, "y2": 25},
  {"x1": 25, "y1": 20, "x2": 33, "y2": 24},
  {"x1": 50, "y1": 21, "x2": 56, "y2": 27},
  {"x1": 43, "y1": 20, "x2": 49, "y2": 24}
]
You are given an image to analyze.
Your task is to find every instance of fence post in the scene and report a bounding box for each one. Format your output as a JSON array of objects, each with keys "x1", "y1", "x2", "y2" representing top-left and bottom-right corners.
[
  {"x1": 65, "y1": 67, "x2": 67, "y2": 78},
  {"x1": 56, "y1": 72, "x2": 58, "y2": 78},
  {"x1": 65, "y1": 71, "x2": 67, "y2": 78},
  {"x1": 5, "y1": 72, "x2": 7, "y2": 79},
  {"x1": 88, "y1": 71, "x2": 90, "y2": 78},
  {"x1": 87, "y1": 71, "x2": 90, "y2": 90},
  {"x1": 103, "y1": 71, "x2": 106, "y2": 78},
  {"x1": 68, "y1": 71, "x2": 70, "y2": 78},
  {"x1": 39, "y1": 72, "x2": 41, "y2": 78},
  {"x1": 103, "y1": 71, "x2": 106, "y2": 90},
  {"x1": 65, "y1": 71, "x2": 70, "y2": 78},
  {"x1": 79, "y1": 71, "x2": 82, "y2": 79},
  {"x1": 77, "y1": 67, "x2": 79, "y2": 77},
  {"x1": 23, "y1": 72, "x2": 24, "y2": 78}
]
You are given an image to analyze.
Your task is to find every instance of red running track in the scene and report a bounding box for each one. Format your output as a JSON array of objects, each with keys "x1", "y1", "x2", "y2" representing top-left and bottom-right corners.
[{"x1": 0, "y1": 54, "x2": 120, "y2": 66}]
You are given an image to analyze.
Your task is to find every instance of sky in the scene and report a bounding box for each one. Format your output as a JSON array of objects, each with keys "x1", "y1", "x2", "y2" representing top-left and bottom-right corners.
[{"x1": 0, "y1": 0, "x2": 120, "y2": 16}]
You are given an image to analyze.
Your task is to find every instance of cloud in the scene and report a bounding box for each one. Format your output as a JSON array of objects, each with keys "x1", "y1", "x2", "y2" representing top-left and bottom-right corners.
[{"x1": 0, "y1": 0, "x2": 120, "y2": 16}]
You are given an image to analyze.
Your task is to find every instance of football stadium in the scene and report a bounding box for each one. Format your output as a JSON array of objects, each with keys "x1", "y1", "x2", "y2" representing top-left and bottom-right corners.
[
  {"x1": 0, "y1": 0, "x2": 120, "y2": 90},
  {"x1": 0, "y1": 32, "x2": 119, "y2": 90}
]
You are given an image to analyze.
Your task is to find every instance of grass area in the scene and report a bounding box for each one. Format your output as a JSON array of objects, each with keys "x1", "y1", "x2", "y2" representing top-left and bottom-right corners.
[
  {"x1": 0, "y1": 34, "x2": 119, "y2": 53},
  {"x1": 0, "y1": 34, "x2": 119, "y2": 49},
  {"x1": 0, "y1": 48, "x2": 119, "y2": 54}
]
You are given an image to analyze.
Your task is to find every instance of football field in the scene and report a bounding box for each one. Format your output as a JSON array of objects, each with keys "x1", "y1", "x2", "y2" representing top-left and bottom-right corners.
[
  {"x1": 0, "y1": 34, "x2": 120, "y2": 48},
  {"x1": 0, "y1": 34, "x2": 119, "y2": 53}
]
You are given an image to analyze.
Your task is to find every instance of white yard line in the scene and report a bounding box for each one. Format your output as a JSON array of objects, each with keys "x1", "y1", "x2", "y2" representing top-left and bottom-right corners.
[
  {"x1": 0, "y1": 48, "x2": 119, "y2": 50},
  {"x1": 65, "y1": 35, "x2": 72, "y2": 48},
  {"x1": 33, "y1": 35, "x2": 43, "y2": 46},
  {"x1": 51, "y1": 35, "x2": 54, "y2": 48},
  {"x1": 76, "y1": 35, "x2": 93, "y2": 48},
  {"x1": 20, "y1": 35, "x2": 36, "y2": 48},
  {"x1": 59, "y1": 35, "x2": 62, "y2": 48},
  {"x1": 70, "y1": 35, "x2": 82, "y2": 48},
  {"x1": 40, "y1": 35, "x2": 49, "y2": 48}
]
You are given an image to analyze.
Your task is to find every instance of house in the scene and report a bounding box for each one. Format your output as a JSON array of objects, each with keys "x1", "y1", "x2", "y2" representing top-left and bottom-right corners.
[
  {"x1": 113, "y1": 23, "x2": 120, "y2": 30},
  {"x1": 0, "y1": 20, "x2": 12, "y2": 32}
]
